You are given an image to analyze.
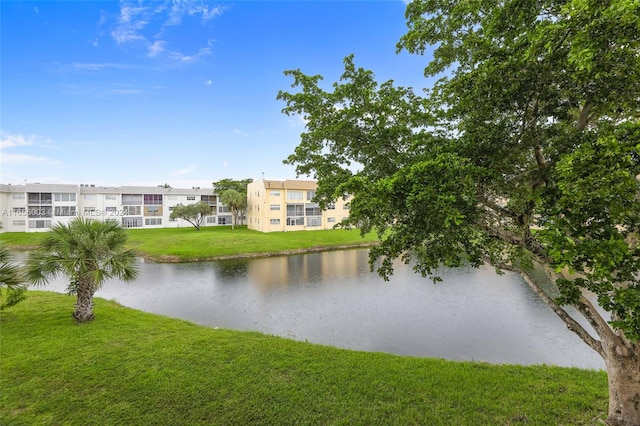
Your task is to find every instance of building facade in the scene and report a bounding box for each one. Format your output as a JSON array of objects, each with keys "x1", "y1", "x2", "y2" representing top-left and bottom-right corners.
[
  {"x1": 247, "y1": 179, "x2": 350, "y2": 232},
  {"x1": 0, "y1": 183, "x2": 232, "y2": 233}
]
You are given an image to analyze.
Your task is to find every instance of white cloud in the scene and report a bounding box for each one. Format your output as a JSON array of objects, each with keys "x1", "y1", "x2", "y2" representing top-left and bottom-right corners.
[
  {"x1": 205, "y1": 80, "x2": 213, "y2": 86},
  {"x1": 223, "y1": 161, "x2": 228, "y2": 167},
  {"x1": 71, "y1": 62, "x2": 132, "y2": 71},
  {"x1": 0, "y1": 132, "x2": 59, "y2": 167},
  {"x1": 0, "y1": 132, "x2": 52, "y2": 149},
  {"x1": 170, "y1": 164, "x2": 198, "y2": 176},
  {"x1": 1, "y1": 153, "x2": 60, "y2": 165},
  {"x1": 34, "y1": 6, "x2": 39, "y2": 13},
  {"x1": 103, "y1": 88, "x2": 147, "y2": 95},
  {"x1": 166, "y1": 1, "x2": 226, "y2": 26},
  {"x1": 288, "y1": 114, "x2": 309, "y2": 127},
  {"x1": 108, "y1": 1, "x2": 222, "y2": 63},
  {"x1": 169, "y1": 45, "x2": 212, "y2": 63},
  {"x1": 148, "y1": 40, "x2": 166, "y2": 57},
  {"x1": 111, "y1": 3, "x2": 155, "y2": 45},
  {"x1": 233, "y1": 129, "x2": 248, "y2": 137}
]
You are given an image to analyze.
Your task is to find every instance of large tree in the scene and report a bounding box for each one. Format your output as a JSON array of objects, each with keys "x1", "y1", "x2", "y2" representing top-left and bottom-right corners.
[
  {"x1": 219, "y1": 189, "x2": 246, "y2": 231},
  {"x1": 277, "y1": 0, "x2": 640, "y2": 424},
  {"x1": 26, "y1": 218, "x2": 138, "y2": 322},
  {"x1": 170, "y1": 201, "x2": 212, "y2": 231},
  {"x1": 213, "y1": 178, "x2": 252, "y2": 225}
]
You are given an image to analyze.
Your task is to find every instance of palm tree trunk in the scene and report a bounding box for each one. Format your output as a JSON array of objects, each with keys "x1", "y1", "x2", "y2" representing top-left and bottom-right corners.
[{"x1": 73, "y1": 281, "x2": 95, "y2": 322}]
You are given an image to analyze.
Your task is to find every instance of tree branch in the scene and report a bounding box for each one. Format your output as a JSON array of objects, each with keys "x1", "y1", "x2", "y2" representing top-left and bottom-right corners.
[
  {"x1": 576, "y1": 99, "x2": 593, "y2": 132},
  {"x1": 493, "y1": 260, "x2": 605, "y2": 357}
]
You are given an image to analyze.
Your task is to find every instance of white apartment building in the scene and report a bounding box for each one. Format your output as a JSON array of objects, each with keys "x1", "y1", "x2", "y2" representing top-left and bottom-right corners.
[
  {"x1": 247, "y1": 179, "x2": 351, "y2": 232},
  {"x1": 0, "y1": 183, "x2": 232, "y2": 233}
]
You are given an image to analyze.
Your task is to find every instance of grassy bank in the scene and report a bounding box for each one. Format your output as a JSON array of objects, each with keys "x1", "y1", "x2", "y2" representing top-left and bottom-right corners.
[
  {"x1": 0, "y1": 226, "x2": 379, "y2": 261},
  {"x1": 1, "y1": 292, "x2": 607, "y2": 425}
]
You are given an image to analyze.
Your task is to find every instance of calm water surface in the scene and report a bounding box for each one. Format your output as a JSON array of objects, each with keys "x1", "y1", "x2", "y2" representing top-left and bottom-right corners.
[{"x1": 19, "y1": 249, "x2": 604, "y2": 369}]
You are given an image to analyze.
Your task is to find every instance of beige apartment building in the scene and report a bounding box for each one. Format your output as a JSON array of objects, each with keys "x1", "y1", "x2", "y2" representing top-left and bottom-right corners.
[{"x1": 247, "y1": 179, "x2": 351, "y2": 232}]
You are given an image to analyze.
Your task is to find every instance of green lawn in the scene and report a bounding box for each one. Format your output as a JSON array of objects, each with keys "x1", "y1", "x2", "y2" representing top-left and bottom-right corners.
[
  {"x1": 1, "y1": 292, "x2": 608, "y2": 425},
  {"x1": 0, "y1": 226, "x2": 379, "y2": 261}
]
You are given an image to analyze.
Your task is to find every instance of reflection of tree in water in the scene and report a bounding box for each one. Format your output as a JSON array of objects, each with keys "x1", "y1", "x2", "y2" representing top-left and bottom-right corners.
[{"x1": 214, "y1": 259, "x2": 249, "y2": 281}]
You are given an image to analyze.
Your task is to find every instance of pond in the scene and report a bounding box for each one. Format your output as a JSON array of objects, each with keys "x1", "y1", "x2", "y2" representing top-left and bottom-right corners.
[{"x1": 17, "y1": 249, "x2": 604, "y2": 369}]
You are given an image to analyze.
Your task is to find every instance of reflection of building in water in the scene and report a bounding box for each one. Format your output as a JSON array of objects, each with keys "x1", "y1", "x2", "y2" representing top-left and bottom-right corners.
[
  {"x1": 248, "y1": 250, "x2": 367, "y2": 292},
  {"x1": 246, "y1": 179, "x2": 351, "y2": 232}
]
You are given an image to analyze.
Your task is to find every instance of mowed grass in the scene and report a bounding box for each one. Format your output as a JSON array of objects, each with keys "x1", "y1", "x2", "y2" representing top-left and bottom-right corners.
[
  {"x1": 0, "y1": 226, "x2": 379, "y2": 261},
  {"x1": 1, "y1": 292, "x2": 608, "y2": 426}
]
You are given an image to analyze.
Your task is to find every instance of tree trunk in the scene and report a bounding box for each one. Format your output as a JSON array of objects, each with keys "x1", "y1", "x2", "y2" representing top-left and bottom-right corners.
[
  {"x1": 73, "y1": 283, "x2": 95, "y2": 322},
  {"x1": 604, "y1": 347, "x2": 640, "y2": 426}
]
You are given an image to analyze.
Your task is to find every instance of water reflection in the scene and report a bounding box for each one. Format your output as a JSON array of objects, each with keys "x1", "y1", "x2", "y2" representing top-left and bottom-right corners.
[{"x1": 13, "y1": 249, "x2": 604, "y2": 369}]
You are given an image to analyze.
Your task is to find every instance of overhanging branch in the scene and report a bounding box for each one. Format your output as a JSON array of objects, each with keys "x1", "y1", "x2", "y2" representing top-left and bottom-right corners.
[{"x1": 492, "y1": 260, "x2": 604, "y2": 357}]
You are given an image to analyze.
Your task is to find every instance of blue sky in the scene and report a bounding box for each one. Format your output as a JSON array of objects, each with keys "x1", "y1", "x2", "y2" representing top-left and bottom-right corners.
[{"x1": 1, "y1": 1, "x2": 433, "y2": 188}]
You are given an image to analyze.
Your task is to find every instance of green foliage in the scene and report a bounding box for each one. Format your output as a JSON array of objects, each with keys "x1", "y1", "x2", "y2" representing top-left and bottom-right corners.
[
  {"x1": 219, "y1": 189, "x2": 247, "y2": 230},
  {"x1": 1, "y1": 291, "x2": 608, "y2": 425},
  {"x1": 213, "y1": 179, "x2": 252, "y2": 227},
  {"x1": 212, "y1": 178, "x2": 253, "y2": 194},
  {"x1": 280, "y1": 0, "x2": 640, "y2": 347},
  {"x1": 25, "y1": 218, "x2": 138, "y2": 320},
  {"x1": 0, "y1": 243, "x2": 27, "y2": 309},
  {"x1": 169, "y1": 201, "x2": 212, "y2": 231}
]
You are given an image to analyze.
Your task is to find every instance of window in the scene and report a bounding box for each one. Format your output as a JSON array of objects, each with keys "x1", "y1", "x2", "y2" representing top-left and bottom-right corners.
[
  {"x1": 12, "y1": 193, "x2": 25, "y2": 199},
  {"x1": 286, "y1": 217, "x2": 304, "y2": 226},
  {"x1": 54, "y1": 193, "x2": 77, "y2": 202},
  {"x1": 270, "y1": 190, "x2": 280, "y2": 197},
  {"x1": 122, "y1": 194, "x2": 142, "y2": 205},
  {"x1": 12, "y1": 208, "x2": 26, "y2": 216},
  {"x1": 84, "y1": 208, "x2": 96, "y2": 216},
  {"x1": 270, "y1": 204, "x2": 280, "y2": 211},
  {"x1": 327, "y1": 217, "x2": 336, "y2": 223},
  {"x1": 286, "y1": 204, "x2": 304, "y2": 226},
  {"x1": 105, "y1": 194, "x2": 117, "y2": 200},
  {"x1": 12, "y1": 220, "x2": 25, "y2": 226},
  {"x1": 187, "y1": 196, "x2": 196, "y2": 201},
  {"x1": 122, "y1": 217, "x2": 143, "y2": 228},
  {"x1": 307, "y1": 190, "x2": 316, "y2": 201},
  {"x1": 28, "y1": 192, "x2": 52, "y2": 204},
  {"x1": 84, "y1": 195, "x2": 96, "y2": 201},
  {"x1": 344, "y1": 202, "x2": 350, "y2": 210},
  {"x1": 201, "y1": 195, "x2": 216, "y2": 205},
  {"x1": 144, "y1": 206, "x2": 163, "y2": 216},
  {"x1": 286, "y1": 191, "x2": 303, "y2": 201},
  {"x1": 206, "y1": 216, "x2": 217, "y2": 224},
  {"x1": 306, "y1": 217, "x2": 322, "y2": 227},
  {"x1": 55, "y1": 206, "x2": 76, "y2": 216},
  {"x1": 105, "y1": 207, "x2": 118, "y2": 216},
  {"x1": 167, "y1": 195, "x2": 178, "y2": 201},
  {"x1": 286, "y1": 204, "x2": 304, "y2": 216},
  {"x1": 28, "y1": 206, "x2": 52, "y2": 218},
  {"x1": 144, "y1": 194, "x2": 163, "y2": 205},
  {"x1": 29, "y1": 220, "x2": 52, "y2": 229},
  {"x1": 270, "y1": 219, "x2": 280, "y2": 225},
  {"x1": 145, "y1": 218, "x2": 162, "y2": 226},
  {"x1": 326, "y1": 203, "x2": 335, "y2": 210},
  {"x1": 305, "y1": 203, "x2": 322, "y2": 216},
  {"x1": 218, "y1": 205, "x2": 231, "y2": 213},
  {"x1": 122, "y1": 206, "x2": 141, "y2": 215},
  {"x1": 218, "y1": 216, "x2": 231, "y2": 225}
]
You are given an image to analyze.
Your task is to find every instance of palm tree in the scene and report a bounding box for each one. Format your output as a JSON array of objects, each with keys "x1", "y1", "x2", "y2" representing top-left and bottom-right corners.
[
  {"x1": 0, "y1": 243, "x2": 27, "y2": 309},
  {"x1": 26, "y1": 217, "x2": 139, "y2": 322}
]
